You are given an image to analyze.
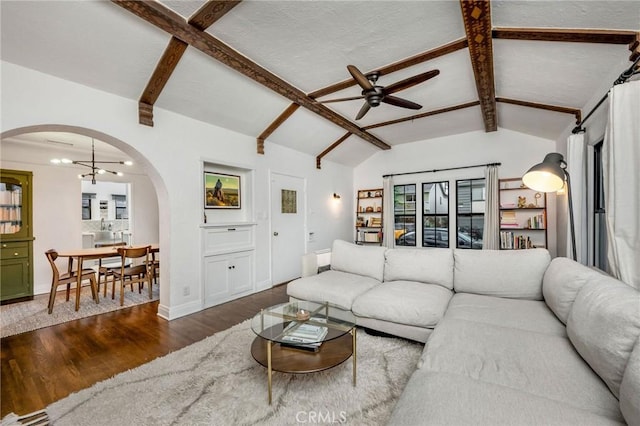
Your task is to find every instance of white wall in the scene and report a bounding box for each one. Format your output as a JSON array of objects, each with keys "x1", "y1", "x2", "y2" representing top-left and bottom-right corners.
[
  {"x1": 0, "y1": 142, "x2": 159, "y2": 295},
  {"x1": 354, "y1": 129, "x2": 558, "y2": 256},
  {"x1": 1, "y1": 61, "x2": 352, "y2": 318}
]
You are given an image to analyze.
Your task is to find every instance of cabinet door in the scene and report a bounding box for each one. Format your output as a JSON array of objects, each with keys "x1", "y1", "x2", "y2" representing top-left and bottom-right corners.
[
  {"x1": 0, "y1": 171, "x2": 32, "y2": 240},
  {"x1": 203, "y1": 256, "x2": 230, "y2": 308},
  {"x1": 0, "y1": 258, "x2": 30, "y2": 301},
  {"x1": 229, "y1": 251, "x2": 253, "y2": 295}
]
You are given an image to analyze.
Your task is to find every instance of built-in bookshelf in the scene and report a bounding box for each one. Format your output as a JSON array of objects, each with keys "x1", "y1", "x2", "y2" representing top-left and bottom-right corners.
[
  {"x1": 355, "y1": 188, "x2": 383, "y2": 245},
  {"x1": 1, "y1": 169, "x2": 34, "y2": 303},
  {"x1": 499, "y1": 178, "x2": 547, "y2": 250}
]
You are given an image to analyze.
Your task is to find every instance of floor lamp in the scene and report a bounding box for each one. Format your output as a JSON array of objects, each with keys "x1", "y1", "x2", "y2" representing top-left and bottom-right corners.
[{"x1": 522, "y1": 153, "x2": 576, "y2": 260}]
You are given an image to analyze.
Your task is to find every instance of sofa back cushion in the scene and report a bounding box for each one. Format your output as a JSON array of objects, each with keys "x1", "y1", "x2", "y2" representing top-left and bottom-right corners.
[
  {"x1": 542, "y1": 257, "x2": 603, "y2": 324},
  {"x1": 331, "y1": 240, "x2": 386, "y2": 282},
  {"x1": 620, "y1": 336, "x2": 640, "y2": 426},
  {"x1": 384, "y1": 248, "x2": 454, "y2": 289},
  {"x1": 567, "y1": 278, "x2": 640, "y2": 398},
  {"x1": 453, "y1": 249, "x2": 550, "y2": 300}
]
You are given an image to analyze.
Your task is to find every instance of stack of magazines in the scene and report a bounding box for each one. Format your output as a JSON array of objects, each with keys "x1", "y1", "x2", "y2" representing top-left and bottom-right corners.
[{"x1": 282, "y1": 318, "x2": 328, "y2": 351}]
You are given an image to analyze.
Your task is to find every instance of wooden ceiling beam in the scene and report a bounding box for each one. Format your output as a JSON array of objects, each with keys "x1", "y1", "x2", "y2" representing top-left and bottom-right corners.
[
  {"x1": 256, "y1": 103, "x2": 299, "y2": 154},
  {"x1": 459, "y1": 0, "x2": 497, "y2": 132},
  {"x1": 316, "y1": 133, "x2": 351, "y2": 169},
  {"x1": 259, "y1": 38, "x2": 469, "y2": 156},
  {"x1": 496, "y1": 97, "x2": 581, "y2": 124},
  {"x1": 363, "y1": 101, "x2": 480, "y2": 130},
  {"x1": 630, "y1": 34, "x2": 640, "y2": 61},
  {"x1": 115, "y1": 0, "x2": 390, "y2": 151},
  {"x1": 309, "y1": 38, "x2": 468, "y2": 100},
  {"x1": 493, "y1": 28, "x2": 639, "y2": 45},
  {"x1": 138, "y1": 1, "x2": 241, "y2": 126}
]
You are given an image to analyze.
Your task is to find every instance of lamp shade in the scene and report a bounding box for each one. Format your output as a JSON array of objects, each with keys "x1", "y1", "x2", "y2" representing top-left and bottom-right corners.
[{"x1": 522, "y1": 153, "x2": 566, "y2": 192}]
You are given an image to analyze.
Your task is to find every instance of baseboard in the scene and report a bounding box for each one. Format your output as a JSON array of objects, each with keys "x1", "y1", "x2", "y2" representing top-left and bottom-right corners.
[
  {"x1": 255, "y1": 279, "x2": 272, "y2": 291},
  {"x1": 157, "y1": 299, "x2": 202, "y2": 321}
]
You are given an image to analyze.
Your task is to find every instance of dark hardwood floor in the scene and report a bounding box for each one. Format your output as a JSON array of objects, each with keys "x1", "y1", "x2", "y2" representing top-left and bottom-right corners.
[{"x1": 1, "y1": 284, "x2": 288, "y2": 417}]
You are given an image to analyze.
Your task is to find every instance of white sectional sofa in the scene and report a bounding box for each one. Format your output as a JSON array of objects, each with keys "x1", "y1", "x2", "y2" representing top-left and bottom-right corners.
[{"x1": 287, "y1": 240, "x2": 640, "y2": 425}]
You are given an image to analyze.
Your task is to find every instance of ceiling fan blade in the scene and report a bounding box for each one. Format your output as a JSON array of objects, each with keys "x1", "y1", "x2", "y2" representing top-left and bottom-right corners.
[
  {"x1": 316, "y1": 95, "x2": 365, "y2": 104},
  {"x1": 347, "y1": 65, "x2": 374, "y2": 91},
  {"x1": 384, "y1": 69, "x2": 440, "y2": 95},
  {"x1": 355, "y1": 102, "x2": 371, "y2": 120},
  {"x1": 382, "y1": 95, "x2": 422, "y2": 110}
]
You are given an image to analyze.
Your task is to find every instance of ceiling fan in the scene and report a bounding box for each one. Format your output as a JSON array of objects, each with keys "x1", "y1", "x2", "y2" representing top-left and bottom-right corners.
[{"x1": 319, "y1": 65, "x2": 440, "y2": 120}]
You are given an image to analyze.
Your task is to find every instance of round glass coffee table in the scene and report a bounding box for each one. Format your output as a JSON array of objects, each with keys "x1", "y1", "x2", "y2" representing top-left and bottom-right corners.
[{"x1": 250, "y1": 300, "x2": 357, "y2": 404}]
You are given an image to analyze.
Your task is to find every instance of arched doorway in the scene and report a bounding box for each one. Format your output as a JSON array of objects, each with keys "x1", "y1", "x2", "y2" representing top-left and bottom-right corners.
[{"x1": 1, "y1": 125, "x2": 168, "y2": 315}]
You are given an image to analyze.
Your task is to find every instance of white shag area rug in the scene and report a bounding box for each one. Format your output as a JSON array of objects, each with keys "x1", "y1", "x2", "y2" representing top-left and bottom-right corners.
[
  {"x1": 46, "y1": 320, "x2": 422, "y2": 425},
  {"x1": 0, "y1": 285, "x2": 159, "y2": 338}
]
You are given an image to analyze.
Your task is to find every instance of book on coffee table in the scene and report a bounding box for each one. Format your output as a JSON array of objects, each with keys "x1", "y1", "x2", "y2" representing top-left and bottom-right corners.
[{"x1": 282, "y1": 318, "x2": 328, "y2": 349}]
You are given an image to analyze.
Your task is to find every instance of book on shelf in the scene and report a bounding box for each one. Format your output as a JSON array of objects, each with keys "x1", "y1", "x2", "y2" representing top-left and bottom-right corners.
[
  {"x1": 500, "y1": 211, "x2": 518, "y2": 228},
  {"x1": 525, "y1": 211, "x2": 546, "y2": 229},
  {"x1": 500, "y1": 231, "x2": 536, "y2": 250}
]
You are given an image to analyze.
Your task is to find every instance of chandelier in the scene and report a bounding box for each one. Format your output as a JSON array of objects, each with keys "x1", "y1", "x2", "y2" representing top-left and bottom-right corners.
[{"x1": 50, "y1": 138, "x2": 132, "y2": 184}]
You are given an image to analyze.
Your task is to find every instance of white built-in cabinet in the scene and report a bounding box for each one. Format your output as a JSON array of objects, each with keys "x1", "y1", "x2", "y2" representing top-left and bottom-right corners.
[{"x1": 201, "y1": 223, "x2": 255, "y2": 308}]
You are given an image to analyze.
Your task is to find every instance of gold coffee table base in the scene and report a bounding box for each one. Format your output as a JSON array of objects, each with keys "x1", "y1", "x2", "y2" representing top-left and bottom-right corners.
[{"x1": 251, "y1": 328, "x2": 356, "y2": 404}]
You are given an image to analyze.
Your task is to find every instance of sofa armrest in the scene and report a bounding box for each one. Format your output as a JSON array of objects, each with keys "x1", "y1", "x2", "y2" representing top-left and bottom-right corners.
[{"x1": 301, "y1": 249, "x2": 332, "y2": 277}]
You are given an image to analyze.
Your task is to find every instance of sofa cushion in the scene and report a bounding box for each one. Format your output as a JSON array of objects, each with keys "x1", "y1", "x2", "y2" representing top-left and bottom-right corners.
[
  {"x1": 453, "y1": 248, "x2": 550, "y2": 300},
  {"x1": 419, "y1": 318, "x2": 622, "y2": 421},
  {"x1": 286, "y1": 270, "x2": 379, "y2": 310},
  {"x1": 330, "y1": 240, "x2": 386, "y2": 282},
  {"x1": 444, "y1": 293, "x2": 566, "y2": 337},
  {"x1": 389, "y1": 370, "x2": 625, "y2": 426},
  {"x1": 567, "y1": 278, "x2": 640, "y2": 398},
  {"x1": 383, "y1": 248, "x2": 453, "y2": 289},
  {"x1": 620, "y1": 336, "x2": 640, "y2": 426},
  {"x1": 543, "y1": 257, "x2": 601, "y2": 324},
  {"x1": 352, "y1": 281, "x2": 452, "y2": 328}
]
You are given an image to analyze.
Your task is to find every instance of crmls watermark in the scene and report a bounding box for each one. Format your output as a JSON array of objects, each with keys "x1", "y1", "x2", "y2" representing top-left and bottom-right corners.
[{"x1": 295, "y1": 410, "x2": 347, "y2": 424}]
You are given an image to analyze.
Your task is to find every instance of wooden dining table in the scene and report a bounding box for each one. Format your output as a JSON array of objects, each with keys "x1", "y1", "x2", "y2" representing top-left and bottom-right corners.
[{"x1": 57, "y1": 244, "x2": 159, "y2": 305}]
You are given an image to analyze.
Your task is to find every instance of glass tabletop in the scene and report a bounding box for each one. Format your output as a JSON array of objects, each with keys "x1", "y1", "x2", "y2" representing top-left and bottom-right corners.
[{"x1": 251, "y1": 300, "x2": 356, "y2": 346}]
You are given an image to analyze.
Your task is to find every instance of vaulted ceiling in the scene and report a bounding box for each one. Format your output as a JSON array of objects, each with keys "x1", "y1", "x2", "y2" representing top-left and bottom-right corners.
[{"x1": 1, "y1": 1, "x2": 638, "y2": 167}]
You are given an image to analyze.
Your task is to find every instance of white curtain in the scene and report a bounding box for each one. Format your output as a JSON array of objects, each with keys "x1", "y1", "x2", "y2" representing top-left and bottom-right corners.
[
  {"x1": 602, "y1": 80, "x2": 640, "y2": 289},
  {"x1": 382, "y1": 175, "x2": 395, "y2": 249},
  {"x1": 483, "y1": 164, "x2": 499, "y2": 249},
  {"x1": 566, "y1": 132, "x2": 588, "y2": 264}
]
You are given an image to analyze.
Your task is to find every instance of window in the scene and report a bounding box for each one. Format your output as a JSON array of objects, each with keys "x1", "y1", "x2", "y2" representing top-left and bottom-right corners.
[
  {"x1": 593, "y1": 141, "x2": 606, "y2": 269},
  {"x1": 81, "y1": 193, "x2": 94, "y2": 220},
  {"x1": 422, "y1": 182, "x2": 449, "y2": 247},
  {"x1": 456, "y1": 179, "x2": 485, "y2": 249},
  {"x1": 394, "y1": 184, "x2": 416, "y2": 246},
  {"x1": 112, "y1": 194, "x2": 128, "y2": 220}
]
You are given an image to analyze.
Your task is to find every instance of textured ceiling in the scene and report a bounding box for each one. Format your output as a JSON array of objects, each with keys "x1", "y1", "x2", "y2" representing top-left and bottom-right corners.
[{"x1": 1, "y1": 1, "x2": 639, "y2": 167}]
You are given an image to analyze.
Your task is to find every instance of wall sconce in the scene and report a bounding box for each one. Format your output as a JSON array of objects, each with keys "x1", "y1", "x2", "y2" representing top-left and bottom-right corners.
[{"x1": 333, "y1": 193, "x2": 341, "y2": 199}]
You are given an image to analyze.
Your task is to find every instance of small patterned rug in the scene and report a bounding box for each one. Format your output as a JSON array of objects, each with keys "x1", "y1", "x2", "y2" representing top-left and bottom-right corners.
[{"x1": 0, "y1": 284, "x2": 159, "y2": 338}]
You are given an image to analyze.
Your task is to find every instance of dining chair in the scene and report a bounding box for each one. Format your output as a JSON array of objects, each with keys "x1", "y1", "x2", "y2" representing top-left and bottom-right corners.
[
  {"x1": 45, "y1": 249, "x2": 99, "y2": 314},
  {"x1": 95, "y1": 241, "x2": 128, "y2": 297},
  {"x1": 112, "y1": 245, "x2": 152, "y2": 306},
  {"x1": 146, "y1": 252, "x2": 160, "y2": 285}
]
